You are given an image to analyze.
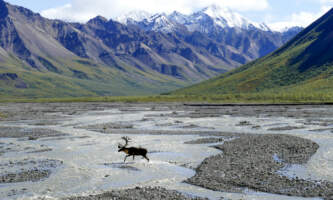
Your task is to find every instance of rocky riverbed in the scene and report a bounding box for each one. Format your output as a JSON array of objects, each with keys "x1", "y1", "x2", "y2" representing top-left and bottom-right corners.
[
  {"x1": 64, "y1": 187, "x2": 208, "y2": 200},
  {"x1": 186, "y1": 134, "x2": 333, "y2": 199},
  {"x1": 0, "y1": 103, "x2": 332, "y2": 200}
]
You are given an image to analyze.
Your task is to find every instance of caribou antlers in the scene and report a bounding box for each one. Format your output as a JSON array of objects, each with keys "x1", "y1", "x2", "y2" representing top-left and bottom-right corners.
[
  {"x1": 118, "y1": 136, "x2": 131, "y2": 148},
  {"x1": 118, "y1": 136, "x2": 149, "y2": 162}
]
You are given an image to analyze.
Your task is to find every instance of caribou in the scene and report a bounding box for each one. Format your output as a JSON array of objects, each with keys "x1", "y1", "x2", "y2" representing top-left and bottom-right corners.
[{"x1": 118, "y1": 136, "x2": 149, "y2": 162}]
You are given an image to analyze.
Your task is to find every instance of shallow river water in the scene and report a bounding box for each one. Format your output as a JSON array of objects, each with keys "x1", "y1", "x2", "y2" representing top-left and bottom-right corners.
[{"x1": 0, "y1": 104, "x2": 332, "y2": 200}]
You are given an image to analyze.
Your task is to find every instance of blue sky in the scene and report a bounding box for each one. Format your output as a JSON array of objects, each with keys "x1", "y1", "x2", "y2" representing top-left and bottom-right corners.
[
  {"x1": 6, "y1": 0, "x2": 70, "y2": 11},
  {"x1": 6, "y1": 0, "x2": 333, "y2": 30}
]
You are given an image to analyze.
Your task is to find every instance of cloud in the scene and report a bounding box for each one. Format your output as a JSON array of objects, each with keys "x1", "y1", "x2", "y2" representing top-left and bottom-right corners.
[
  {"x1": 269, "y1": 6, "x2": 331, "y2": 31},
  {"x1": 41, "y1": 0, "x2": 269, "y2": 22},
  {"x1": 320, "y1": 0, "x2": 333, "y2": 3}
]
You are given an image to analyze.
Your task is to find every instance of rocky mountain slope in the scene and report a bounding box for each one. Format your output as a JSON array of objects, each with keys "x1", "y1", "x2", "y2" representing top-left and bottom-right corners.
[{"x1": 172, "y1": 8, "x2": 333, "y2": 95}]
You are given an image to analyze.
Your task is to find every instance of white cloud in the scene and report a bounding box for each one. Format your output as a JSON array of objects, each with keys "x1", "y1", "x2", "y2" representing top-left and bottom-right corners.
[
  {"x1": 320, "y1": 0, "x2": 333, "y2": 3},
  {"x1": 269, "y1": 6, "x2": 331, "y2": 31},
  {"x1": 41, "y1": 0, "x2": 269, "y2": 22}
]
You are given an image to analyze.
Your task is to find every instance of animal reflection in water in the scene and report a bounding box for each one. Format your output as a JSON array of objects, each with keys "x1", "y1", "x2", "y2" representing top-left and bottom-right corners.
[{"x1": 118, "y1": 136, "x2": 149, "y2": 162}]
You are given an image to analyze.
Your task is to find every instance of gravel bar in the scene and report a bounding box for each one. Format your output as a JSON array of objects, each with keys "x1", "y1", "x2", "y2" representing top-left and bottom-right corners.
[
  {"x1": 186, "y1": 134, "x2": 333, "y2": 199},
  {"x1": 0, "y1": 127, "x2": 67, "y2": 138},
  {"x1": 64, "y1": 187, "x2": 209, "y2": 200}
]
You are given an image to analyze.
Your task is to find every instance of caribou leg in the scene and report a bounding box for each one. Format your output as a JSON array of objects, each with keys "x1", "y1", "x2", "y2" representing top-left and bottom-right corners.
[
  {"x1": 124, "y1": 155, "x2": 130, "y2": 162},
  {"x1": 143, "y1": 155, "x2": 150, "y2": 162}
]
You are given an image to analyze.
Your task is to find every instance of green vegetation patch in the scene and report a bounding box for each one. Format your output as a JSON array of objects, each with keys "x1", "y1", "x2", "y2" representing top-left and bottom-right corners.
[{"x1": 1, "y1": 92, "x2": 332, "y2": 104}]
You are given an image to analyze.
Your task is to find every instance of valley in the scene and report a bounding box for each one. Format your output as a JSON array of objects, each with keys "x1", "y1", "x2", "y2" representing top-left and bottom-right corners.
[
  {"x1": 0, "y1": 1, "x2": 301, "y2": 98},
  {"x1": 0, "y1": 1, "x2": 333, "y2": 200}
]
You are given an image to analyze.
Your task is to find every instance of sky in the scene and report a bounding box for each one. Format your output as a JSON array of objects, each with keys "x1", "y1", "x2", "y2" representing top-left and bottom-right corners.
[{"x1": 5, "y1": 0, "x2": 333, "y2": 31}]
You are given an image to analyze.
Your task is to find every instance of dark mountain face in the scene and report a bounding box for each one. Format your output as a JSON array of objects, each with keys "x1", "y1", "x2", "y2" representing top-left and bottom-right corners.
[
  {"x1": 0, "y1": 0, "x2": 8, "y2": 18},
  {"x1": 288, "y1": 10, "x2": 333, "y2": 72},
  {"x1": 0, "y1": 2, "x2": 36, "y2": 68}
]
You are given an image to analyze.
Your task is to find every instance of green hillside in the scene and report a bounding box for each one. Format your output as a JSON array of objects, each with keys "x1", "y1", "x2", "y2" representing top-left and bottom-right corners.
[
  {"x1": 173, "y1": 9, "x2": 333, "y2": 97},
  {"x1": 0, "y1": 55, "x2": 188, "y2": 98}
]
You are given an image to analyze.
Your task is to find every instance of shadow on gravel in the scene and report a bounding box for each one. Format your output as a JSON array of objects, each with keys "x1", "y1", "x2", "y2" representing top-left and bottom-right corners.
[{"x1": 103, "y1": 162, "x2": 140, "y2": 171}]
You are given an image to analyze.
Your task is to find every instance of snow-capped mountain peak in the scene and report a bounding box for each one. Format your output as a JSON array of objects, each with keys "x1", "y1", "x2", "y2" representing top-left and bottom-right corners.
[
  {"x1": 169, "y1": 11, "x2": 188, "y2": 24},
  {"x1": 199, "y1": 4, "x2": 270, "y2": 31},
  {"x1": 114, "y1": 5, "x2": 272, "y2": 33},
  {"x1": 116, "y1": 10, "x2": 152, "y2": 24},
  {"x1": 145, "y1": 13, "x2": 179, "y2": 32},
  {"x1": 202, "y1": 5, "x2": 236, "y2": 21}
]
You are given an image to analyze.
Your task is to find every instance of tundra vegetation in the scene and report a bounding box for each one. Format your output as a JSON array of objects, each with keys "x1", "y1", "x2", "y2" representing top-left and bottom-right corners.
[{"x1": 0, "y1": 92, "x2": 332, "y2": 104}]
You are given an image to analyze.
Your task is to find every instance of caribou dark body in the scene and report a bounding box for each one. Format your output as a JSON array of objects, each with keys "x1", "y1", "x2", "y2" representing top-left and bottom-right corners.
[{"x1": 118, "y1": 136, "x2": 149, "y2": 162}]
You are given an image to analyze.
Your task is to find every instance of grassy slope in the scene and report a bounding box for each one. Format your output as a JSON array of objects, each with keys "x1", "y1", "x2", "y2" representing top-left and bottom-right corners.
[{"x1": 0, "y1": 53, "x2": 191, "y2": 98}]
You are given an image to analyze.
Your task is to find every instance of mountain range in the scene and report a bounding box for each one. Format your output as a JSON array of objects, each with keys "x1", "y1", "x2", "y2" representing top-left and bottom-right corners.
[
  {"x1": 117, "y1": 5, "x2": 303, "y2": 63},
  {"x1": 0, "y1": 1, "x2": 302, "y2": 98},
  {"x1": 173, "y1": 8, "x2": 333, "y2": 96},
  {"x1": 117, "y1": 5, "x2": 271, "y2": 33}
]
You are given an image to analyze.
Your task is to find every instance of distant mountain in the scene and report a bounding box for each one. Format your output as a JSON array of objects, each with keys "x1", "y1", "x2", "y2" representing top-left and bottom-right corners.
[
  {"x1": 177, "y1": 5, "x2": 270, "y2": 32},
  {"x1": 281, "y1": 26, "x2": 304, "y2": 43},
  {"x1": 116, "y1": 10, "x2": 153, "y2": 24},
  {"x1": 119, "y1": 5, "x2": 271, "y2": 33},
  {"x1": 0, "y1": 1, "x2": 302, "y2": 98},
  {"x1": 172, "y1": 8, "x2": 333, "y2": 95},
  {"x1": 118, "y1": 5, "x2": 303, "y2": 65}
]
